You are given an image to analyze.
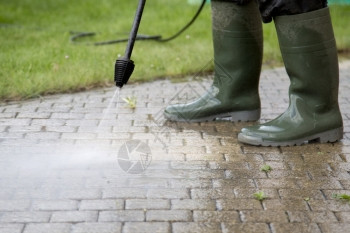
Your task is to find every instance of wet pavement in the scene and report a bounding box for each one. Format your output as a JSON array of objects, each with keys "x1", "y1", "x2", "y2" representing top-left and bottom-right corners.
[{"x1": 0, "y1": 61, "x2": 350, "y2": 233}]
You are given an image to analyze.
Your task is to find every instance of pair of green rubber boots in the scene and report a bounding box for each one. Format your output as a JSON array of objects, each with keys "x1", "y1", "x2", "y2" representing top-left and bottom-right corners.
[{"x1": 164, "y1": 0, "x2": 343, "y2": 146}]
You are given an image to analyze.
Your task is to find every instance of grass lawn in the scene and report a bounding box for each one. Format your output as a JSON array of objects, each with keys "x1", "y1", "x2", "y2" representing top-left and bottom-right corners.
[{"x1": 1, "y1": 0, "x2": 349, "y2": 101}]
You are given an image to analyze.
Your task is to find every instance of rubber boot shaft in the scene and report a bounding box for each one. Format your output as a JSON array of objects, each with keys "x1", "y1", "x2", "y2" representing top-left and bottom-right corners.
[
  {"x1": 238, "y1": 7, "x2": 343, "y2": 146},
  {"x1": 164, "y1": 0, "x2": 263, "y2": 122}
]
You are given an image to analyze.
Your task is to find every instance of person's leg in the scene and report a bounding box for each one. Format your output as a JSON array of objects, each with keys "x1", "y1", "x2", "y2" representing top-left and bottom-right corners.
[
  {"x1": 164, "y1": 0, "x2": 263, "y2": 122},
  {"x1": 238, "y1": 1, "x2": 343, "y2": 146}
]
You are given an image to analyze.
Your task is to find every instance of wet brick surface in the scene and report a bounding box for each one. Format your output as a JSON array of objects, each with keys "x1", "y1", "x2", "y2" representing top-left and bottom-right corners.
[{"x1": 0, "y1": 61, "x2": 350, "y2": 232}]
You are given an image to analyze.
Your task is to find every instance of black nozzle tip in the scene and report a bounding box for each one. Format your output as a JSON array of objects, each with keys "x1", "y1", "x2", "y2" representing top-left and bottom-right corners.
[{"x1": 114, "y1": 57, "x2": 135, "y2": 88}]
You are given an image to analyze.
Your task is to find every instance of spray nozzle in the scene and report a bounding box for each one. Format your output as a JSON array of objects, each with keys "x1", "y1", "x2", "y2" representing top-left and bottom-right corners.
[{"x1": 114, "y1": 57, "x2": 135, "y2": 88}]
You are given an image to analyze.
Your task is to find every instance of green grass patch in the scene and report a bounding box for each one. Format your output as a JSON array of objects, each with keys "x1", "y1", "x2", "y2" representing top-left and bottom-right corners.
[{"x1": 1, "y1": 0, "x2": 349, "y2": 101}]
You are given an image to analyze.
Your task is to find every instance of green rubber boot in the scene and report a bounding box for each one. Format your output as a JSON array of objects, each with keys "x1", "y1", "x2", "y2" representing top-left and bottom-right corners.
[
  {"x1": 164, "y1": 0, "x2": 263, "y2": 122},
  {"x1": 238, "y1": 7, "x2": 343, "y2": 146}
]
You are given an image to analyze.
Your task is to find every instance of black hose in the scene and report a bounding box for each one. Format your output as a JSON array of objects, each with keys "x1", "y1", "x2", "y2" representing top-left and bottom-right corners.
[{"x1": 70, "y1": 0, "x2": 207, "y2": 45}]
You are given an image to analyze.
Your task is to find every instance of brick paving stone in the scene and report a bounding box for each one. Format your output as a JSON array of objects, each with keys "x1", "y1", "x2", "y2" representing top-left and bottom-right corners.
[
  {"x1": 146, "y1": 210, "x2": 192, "y2": 222},
  {"x1": 59, "y1": 189, "x2": 101, "y2": 200},
  {"x1": 99, "y1": 211, "x2": 145, "y2": 222},
  {"x1": 51, "y1": 113, "x2": 84, "y2": 119},
  {"x1": 17, "y1": 112, "x2": 51, "y2": 119},
  {"x1": 50, "y1": 211, "x2": 98, "y2": 223},
  {"x1": 336, "y1": 212, "x2": 350, "y2": 222},
  {"x1": 225, "y1": 170, "x2": 267, "y2": 179},
  {"x1": 80, "y1": 199, "x2": 124, "y2": 210},
  {"x1": 308, "y1": 200, "x2": 350, "y2": 211},
  {"x1": 0, "y1": 113, "x2": 16, "y2": 118},
  {"x1": 0, "y1": 212, "x2": 51, "y2": 223},
  {"x1": 191, "y1": 188, "x2": 235, "y2": 199},
  {"x1": 13, "y1": 189, "x2": 59, "y2": 200},
  {"x1": 297, "y1": 178, "x2": 343, "y2": 189},
  {"x1": 46, "y1": 126, "x2": 77, "y2": 133},
  {"x1": 125, "y1": 199, "x2": 170, "y2": 210},
  {"x1": 0, "y1": 200, "x2": 31, "y2": 211},
  {"x1": 278, "y1": 189, "x2": 324, "y2": 200},
  {"x1": 221, "y1": 223, "x2": 270, "y2": 233},
  {"x1": 147, "y1": 188, "x2": 189, "y2": 199},
  {"x1": 172, "y1": 222, "x2": 221, "y2": 233},
  {"x1": 171, "y1": 199, "x2": 216, "y2": 210},
  {"x1": 0, "y1": 224, "x2": 24, "y2": 233},
  {"x1": 185, "y1": 153, "x2": 225, "y2": 161},
  {"x1": 212, "y1": 178, "x2": 256, "y2": 188},
  {"x1": 233, "y1": 188, "x2": 279, "y2": 199},
  {"x1": 287, "y1": 211, "x2": 338, "y2": 223},
  {"x1": 216, "y1": 199, "x2": 263, "y2": 210},
  {"x1": 170, "y1": 179, "x2": 212, "y2": 189},
  {"x1": 271, "y1": 223, "x2": 322, "y2": 233},
  {"x1": 127, "y1": 177, "x2": 169, "y2": 188},
  {"x1": 241, "y1": 210, "x2": 289, "y2": 223},
  {"x1": 32, "y1": 200, "x2": 78, "y2": 211},
  {"x1": 31, "y1": 119, "x2": 66, "y2": 126},
  {"x1": 0, "y1": 132, "x2": 24, "y2": 139},
  {"x1": 23, "y1": 223, "x2": 71, "y2": 233},
  {"x1": 103, "y1": 188, "x2": 147, "y2": 199},
  {"x1": 123, "y1": 222, "x2": 170, "y2": 233},
  {"x1": 263, "y1": 199, "x2": 309, "y2": 211},
  {"x1": 193, "y1": 210, "x2": 240, "y2": 223},
  {"x1": 170, "y1": 161, "x2": 208, "y2": 170},
  {"x1": 0, "y1": 119, "x2": 31, "y2": 126},
  {"x1": 321, "y1": 189, "x2": 350, "y2": 199},
  {"x1": 71, "y1": 222, "x2": 122, "y2": 233},
  {"x1": 209, "y1": 161, "x2": 249, "y2": 170},
  {"x1": 319, "y1": 223, "x2": 350, "y2": 233},
  {"x1": 255, "y1": 178, "x2": 299, "y2": 189}
]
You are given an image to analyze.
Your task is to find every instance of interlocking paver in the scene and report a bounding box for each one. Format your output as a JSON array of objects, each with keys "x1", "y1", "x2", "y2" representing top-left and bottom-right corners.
[
  {"x1": 287, "y1": 211, "x2": 338, "y2": 223},
  {"x1": 193, "y1": 210, "x2": 240, "y2": 222},
  {"x1": 80, "y1": 199, "x2": 124, "y2": 210},
  {"x1": 171, "y1": 199, "x2": 216, "y2": 210},
  {"x1": 0, "y1": 224, "x2": 24, "y2": 233},
  {"x1": 32, "y1": 200, "x2": 79, "y2": 211},
  {"x1": 0, "y1": 61, "x2": 350, "y2": 232},
  {"x1": 221, "y1": 223, "x2": 270, "y2": 233},
  {"x1": 102, "y1": 188, "x2": 147, "y2": 199},
  {"x1": 0, "y1": 200, "x2": 31, "y2": 211},
  {"x1": 147, "y1": 188, "x2": 190, "y2": 199},
  {"x1": 146, "y1": 210, "x2": 192, "y2": 222},
  {"x1": 71, "y1": 222, "x2": 122, "y2": 233},
  {"x1": 99, "y1": 211, "x2": 145, "y2": 222},
  {"x1": 172, "y1": 222, "x2": 221, "y2": 233},
  {"x1": 125, "y1": 199, "x2": 170, "y2": 210},
  {"x1": 216, "y1": 199, "x2": 262, "y2": 210},
  {"x1": 0, "y1": 212, "x2": 51, "y2": 223},
  {"x1": 271, "y1": 223, "x2": 322, "y2": 233},
  {"x1": 123, "y1": 222, "x2": 170, "y2": 233},
  {"x1": 319, "y1": 223, "x2": 350, "y2": 233},
  {"x1": 23, "y1": 223, "x2": 71, "y2": 233},
  {"x1": 240, "y1": 210, "x2": 289, "y2": 223},
  {"x1": 50, "y1": 211, "x2": 98, "y2": 223}
]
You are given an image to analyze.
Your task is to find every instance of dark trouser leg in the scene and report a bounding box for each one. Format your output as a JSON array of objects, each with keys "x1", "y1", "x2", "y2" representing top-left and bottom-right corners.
[{"x1": 257, "y1": 0, "x2": 328, "y2": 23}]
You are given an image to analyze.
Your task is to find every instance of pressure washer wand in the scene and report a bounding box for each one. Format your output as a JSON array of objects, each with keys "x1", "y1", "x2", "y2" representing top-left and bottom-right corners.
[{"x1": 114, "y1": 0, "x2": 146, "y2": 88}]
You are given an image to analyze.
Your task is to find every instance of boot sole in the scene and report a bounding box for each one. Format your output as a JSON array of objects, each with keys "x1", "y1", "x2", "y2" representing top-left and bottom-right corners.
[
  {"x1": 164, "y1": 109, "x2": 260, "y2": 123},
  {"x1": 238, "y1": 127, "x2": 343, "y2": 147}
]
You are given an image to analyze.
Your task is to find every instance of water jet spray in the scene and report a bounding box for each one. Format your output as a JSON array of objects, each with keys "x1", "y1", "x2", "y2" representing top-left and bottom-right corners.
[{"x1": 114, "y1": 0, "x2": 146, "y2": 88}]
